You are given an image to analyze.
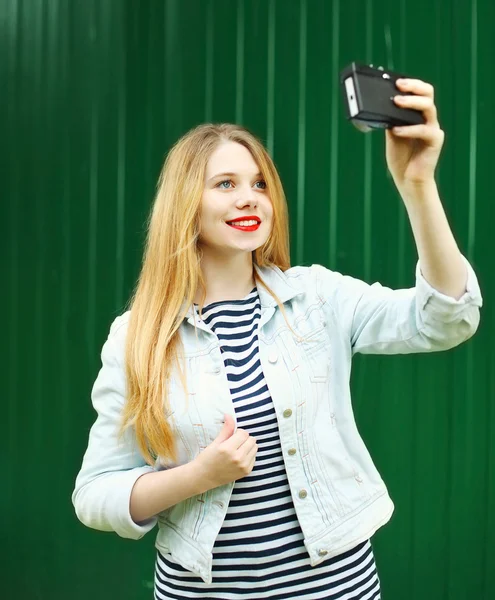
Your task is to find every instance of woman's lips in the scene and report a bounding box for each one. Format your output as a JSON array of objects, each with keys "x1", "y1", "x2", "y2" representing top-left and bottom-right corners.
[
  {"x1": 227, "y1": 222, "x2": 261, "y2": 232},
  {"x1": 225, "y1": 217, "x2": 261, "y2": 232}
]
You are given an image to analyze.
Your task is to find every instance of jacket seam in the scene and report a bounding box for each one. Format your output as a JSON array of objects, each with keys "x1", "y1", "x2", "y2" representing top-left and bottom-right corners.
[
  {"x1": 158, "y1": 520, "x2": 211, "y2": 562},
  {"x1": 354, "y1": 326, "x2": 429, "y2": 351},
  {"x1": 305, "y1": 488, "x2": 388, "y2": 544}
]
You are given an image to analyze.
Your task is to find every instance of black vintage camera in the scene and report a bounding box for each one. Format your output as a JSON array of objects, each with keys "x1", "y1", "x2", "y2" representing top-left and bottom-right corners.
[{"x1": 340, "y1": 62, "x2": 425, "y2": 132}]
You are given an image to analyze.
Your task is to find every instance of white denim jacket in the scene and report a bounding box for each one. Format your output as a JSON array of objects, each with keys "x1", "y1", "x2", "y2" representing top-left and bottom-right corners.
[{"x1": 72, "y1": 258, "x2": 482, "y2": 584}]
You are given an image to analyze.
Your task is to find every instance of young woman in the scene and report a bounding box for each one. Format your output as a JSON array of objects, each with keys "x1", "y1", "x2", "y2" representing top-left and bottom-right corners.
[{"x1": 73, "y1": 78, "x2": 482, "y2": 600}]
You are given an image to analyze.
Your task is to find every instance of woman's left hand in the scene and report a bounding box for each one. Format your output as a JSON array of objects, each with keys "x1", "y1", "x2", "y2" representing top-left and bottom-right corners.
[{"x1": 386, "y1": 78, "x2": 445, "y2": 191}]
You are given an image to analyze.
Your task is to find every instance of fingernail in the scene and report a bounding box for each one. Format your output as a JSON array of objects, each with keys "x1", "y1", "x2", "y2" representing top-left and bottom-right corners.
[{"x1": 394, "y1": 127, "x2": 404, "y2": 133}]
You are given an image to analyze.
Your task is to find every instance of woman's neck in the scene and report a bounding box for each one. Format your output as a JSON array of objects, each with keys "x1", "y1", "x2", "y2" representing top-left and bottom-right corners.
[{"x1": 195, "y1": 252, "x2": 255, "y2": 306}]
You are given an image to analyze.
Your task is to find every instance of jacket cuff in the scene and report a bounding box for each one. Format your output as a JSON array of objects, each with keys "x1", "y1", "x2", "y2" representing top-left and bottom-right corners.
[
  {"x1": 111, "y1": 466, "x2": 157, "y2": 539},
  {"x1": 416, "y1": 255, "x2": 483, "y2": 319}
]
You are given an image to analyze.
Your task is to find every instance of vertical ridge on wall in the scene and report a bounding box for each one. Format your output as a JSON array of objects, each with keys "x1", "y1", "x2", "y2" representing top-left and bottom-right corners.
[
  {"x1": 205, "y1": 0, "x2": 214, "y2": 123},
  {"x1": 87, "y1": 0, "x2": 99, "y2": 360},
  {"x1": 468, "y1": 0, "x2": 478, "y2": 260},
  {"x1": 165, "y1": 0, "x2": 183, "y2": 143},
  {"x1": 58, "y1": 0, "x2": 72, "y2": 559},
  {"x1": 241, "y1": 0, "x2": 269, "y2": 140},
  {"x1": 5, "y1": 0, "x2": 20, "y2": 581},
  {"x1": 235, "y1": 0, "x2": 245, "y2": 124},
  {"x1": 432, "y1": 4, "x2": 454, "y2": 598},
  {"x1": 296, "y1": 0, "x2": 307, "y2": 265},
  {"x1": 362, "y1": 0, "x2": 372, "y2": 282},
  {"x1": 396, "y1": 0, "x2": 407, "y2": 287},
  {"x1": 465, "y1": 6, "x2": 480, "y2": 593},
  {"x1": 328, "y1": 0, "x2": 340, "y2": 268},
  {"x1": 266, "y1": 0, "x2": 275, "y2": 156},
  {"x1": 477, "y1": 0, "x2": 495, "y2": 589},
  {"x1": 32, "y1": 9, "x2": 49, "y2": 582},
  {"x1": 116, "y1": 0, "x2": 126, "y2": 310}
]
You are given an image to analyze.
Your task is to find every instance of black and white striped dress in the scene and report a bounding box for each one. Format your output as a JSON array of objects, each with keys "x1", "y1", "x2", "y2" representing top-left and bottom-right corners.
[{"x1": 154, "y1": 288, "x2": 381, "y2": 600}]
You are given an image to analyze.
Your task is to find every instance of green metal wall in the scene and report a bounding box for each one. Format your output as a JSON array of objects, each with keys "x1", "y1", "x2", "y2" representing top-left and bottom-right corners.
[{"x1": 2, "y1": 0, "x2": 494, "y2": 598}]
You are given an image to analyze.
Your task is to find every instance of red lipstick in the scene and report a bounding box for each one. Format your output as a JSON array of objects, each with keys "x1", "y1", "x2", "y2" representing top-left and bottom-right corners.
[{"x1": 226, "y1": 216, "x2": 261, "y2": 232}]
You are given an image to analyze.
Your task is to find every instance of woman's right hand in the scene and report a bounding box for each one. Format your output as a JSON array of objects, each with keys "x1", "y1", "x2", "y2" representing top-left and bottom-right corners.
[{"x1": 191, "y1": 414, "x2": 258, "y2": 489}]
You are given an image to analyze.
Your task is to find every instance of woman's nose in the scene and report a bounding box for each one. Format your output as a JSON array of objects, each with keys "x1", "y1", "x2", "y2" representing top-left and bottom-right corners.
[{"x1": 235, "y1": 185, "x2": 256, "y2": 206}]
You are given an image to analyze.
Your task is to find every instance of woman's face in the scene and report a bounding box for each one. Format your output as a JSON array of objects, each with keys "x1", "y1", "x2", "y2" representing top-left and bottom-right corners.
[{"x1": 199, "y1": 141, "x2": 273, "y2": 257}]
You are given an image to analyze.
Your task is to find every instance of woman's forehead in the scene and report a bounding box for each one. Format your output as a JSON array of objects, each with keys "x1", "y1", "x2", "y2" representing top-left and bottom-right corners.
[{"x1": 206, "y1": 141, "x2": 259, "y2": 178}]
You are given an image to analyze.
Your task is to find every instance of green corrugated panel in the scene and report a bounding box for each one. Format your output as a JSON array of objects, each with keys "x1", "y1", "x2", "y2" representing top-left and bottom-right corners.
[{"x1": 2, "y1": 1, "x2": 493, "y2": 598}]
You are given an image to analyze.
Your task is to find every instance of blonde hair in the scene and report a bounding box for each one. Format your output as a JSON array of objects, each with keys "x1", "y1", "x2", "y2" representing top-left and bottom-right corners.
[{"x1": 123, "y1": 123, "x2": 292, "y2": 464}]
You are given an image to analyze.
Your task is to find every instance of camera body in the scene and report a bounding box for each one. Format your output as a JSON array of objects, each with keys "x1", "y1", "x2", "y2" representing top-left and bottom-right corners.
[{"x1": 340, "y1": 62, "x2": 425, "y2": 132}]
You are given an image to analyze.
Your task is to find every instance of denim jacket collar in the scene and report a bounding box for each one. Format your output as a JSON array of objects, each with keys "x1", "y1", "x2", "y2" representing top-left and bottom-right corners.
[
  {"x1": 254, "y1": 263, "x2": 305, "y2": 307},
  {"x1": 183, "y1": 263, "x2": 305, "y2": 327}
]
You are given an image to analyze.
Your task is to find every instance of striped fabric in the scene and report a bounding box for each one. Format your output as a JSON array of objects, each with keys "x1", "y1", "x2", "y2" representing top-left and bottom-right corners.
[{"x1": 154, "y1": 288, "x2": 381, "y2": 600}]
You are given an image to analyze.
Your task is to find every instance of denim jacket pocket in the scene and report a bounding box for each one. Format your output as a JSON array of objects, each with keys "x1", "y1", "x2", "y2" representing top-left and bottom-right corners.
[{"x1": 297, "y1": 334, "x2": 330, "y2": 382}]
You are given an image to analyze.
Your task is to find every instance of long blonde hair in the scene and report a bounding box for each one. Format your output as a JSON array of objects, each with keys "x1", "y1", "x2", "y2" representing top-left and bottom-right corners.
[{"x1": 123, "y1": 123, "x2": 292, "y2": 464}]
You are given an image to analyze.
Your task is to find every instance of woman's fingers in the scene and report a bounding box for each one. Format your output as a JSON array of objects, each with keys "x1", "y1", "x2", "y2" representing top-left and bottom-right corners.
[
  {"x1": 394, "y1": 94, "x2": 438, "y2": 124},
  {"x1": 396, "y1": 78, "x2": 434, "y2": 99},
  {"x1": 391, "y1": 124, "x2": 445, "y2": 144},
  {"x1": 245, "y1": 442, "x2": 258, "y2": 468},
  {"x1": 221, "y1": 428, "x2": 248, "y2": 450}
]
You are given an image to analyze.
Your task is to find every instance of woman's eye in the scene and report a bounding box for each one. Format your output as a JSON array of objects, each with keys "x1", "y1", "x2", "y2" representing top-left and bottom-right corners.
[
  {"x1": 218, "y1": 180, "x2": 233, "y2": 189},
  {"x1": 216, "y1": 179, "x2": 266, "y2": 190}
]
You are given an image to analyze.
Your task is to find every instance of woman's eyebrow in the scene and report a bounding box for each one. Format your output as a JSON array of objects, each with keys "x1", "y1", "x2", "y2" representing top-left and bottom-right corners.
[{"x1": 207, "y1": 171, "x2": 262, "y2": 183}]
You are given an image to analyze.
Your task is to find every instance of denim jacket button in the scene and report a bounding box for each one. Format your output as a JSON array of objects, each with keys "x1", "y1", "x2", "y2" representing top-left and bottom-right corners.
[
  {"x1": 318, "y1": 549, "x2": 328, "y2": 557},
  {"x1": 288, "y1": 448, "x2": 297, "y2": 456},
  {"x1": 283, "y1": 409, "x2": 293, "y2": 418},
  {"x1": 298, "y1": 489, "x2": 308, "y2": 499},
  {"x1": 268, "y1": 352, "x2": 278, "y2": 364}
]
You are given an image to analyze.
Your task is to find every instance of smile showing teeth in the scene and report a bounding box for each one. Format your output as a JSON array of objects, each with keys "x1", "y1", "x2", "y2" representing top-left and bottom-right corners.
[{"x1": 228, "y1": 220, "x2": 259, "y2": 227}]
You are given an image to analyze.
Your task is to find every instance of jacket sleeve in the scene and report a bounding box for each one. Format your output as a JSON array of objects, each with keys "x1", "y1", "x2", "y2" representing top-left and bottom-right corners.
[
  {"x1": 314, "y1": 256, "x2": 482, "y2": 355},
  {"x1": 71, "y1": 316, "x2": 157, "y2": 539}
]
